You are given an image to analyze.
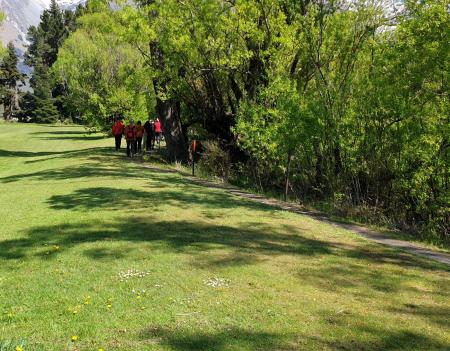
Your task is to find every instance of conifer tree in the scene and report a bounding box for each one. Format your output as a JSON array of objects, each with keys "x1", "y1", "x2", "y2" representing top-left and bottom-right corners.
[
  {"x1": 0, "y1": 42, "x2": 23, "y2": 120},
  {"x1": 24, "y1": 0, "x2": 81, "y2": 122}
]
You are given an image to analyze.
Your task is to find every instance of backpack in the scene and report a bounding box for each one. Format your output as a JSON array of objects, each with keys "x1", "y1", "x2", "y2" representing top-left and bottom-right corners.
[
  {"x1": 112, "y1": 122, "x2": 122, "y2": 135},
  {"x1": 126, "y1": 127, "x2": 135, "y2": 139}
]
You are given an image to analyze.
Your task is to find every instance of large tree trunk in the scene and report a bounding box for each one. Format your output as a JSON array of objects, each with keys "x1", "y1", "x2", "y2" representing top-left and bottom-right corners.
[
  {"x1": 155, "y1": 97, "x2": 188, "y2": 163},
  {"x1": 149, "y1": 37, "x2": 189, "y2": 163}
]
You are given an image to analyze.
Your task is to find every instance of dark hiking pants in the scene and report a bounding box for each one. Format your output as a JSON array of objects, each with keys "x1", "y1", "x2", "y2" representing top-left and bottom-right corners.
[
  {"x1": 114, "y1": 134, "x2": 122, "y2": 150},
  {"x1": 126, "y1": 140, "x2": 137, "y2": 157},
  {"x1": 146, "y1": 134, "x2": 154, "y2": 151}
]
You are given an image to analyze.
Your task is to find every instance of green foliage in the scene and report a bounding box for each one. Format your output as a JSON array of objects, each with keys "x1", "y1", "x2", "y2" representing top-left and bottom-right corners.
[
  {"x1": 24, "y1": 0, "x2": 82, "y2": 123},
  {"x1": 53, "y1": 8, "x2": 154, "y2": 131},
  {"x1": 343, "y1": 0, "x2": 450, "y2": 242},
  {"x1": 0, "y1": 42, "x2": 23, "y2": 120},
  {"x1": 197, "y1": 140, "x2": 231, "y2": 181},
  {"x1": 50, "y1": 0, "x2": 449, "y2": 243},
  {"x1": 234, "y1": 0, "x2": 449, "y2": 243},
  {"x1": 236, "y1": 79, "x2": 318, "y2": 163}
]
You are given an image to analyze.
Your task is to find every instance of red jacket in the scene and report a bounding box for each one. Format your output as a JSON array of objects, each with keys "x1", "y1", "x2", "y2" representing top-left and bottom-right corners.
[
  {"x1": 154, "y1": 120, "x2": 162, "y2": 133},
  {"x1": 135, "y1": 125, "x2": 145, "y2": 138},
  {"x1": 124, "y1": 125, "x2": 137, "y2": 141},
  {"x1": 112, "y1": 121, "x2": 124, "y2": 136}
]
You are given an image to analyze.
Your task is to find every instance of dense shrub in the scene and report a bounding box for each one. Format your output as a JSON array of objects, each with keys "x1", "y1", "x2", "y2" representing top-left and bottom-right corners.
[{"x1": 197, "y1": 141, "x2": 231, "y2": 182}]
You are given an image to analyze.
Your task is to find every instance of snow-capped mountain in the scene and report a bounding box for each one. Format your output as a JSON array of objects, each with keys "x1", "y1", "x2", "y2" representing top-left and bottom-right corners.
[
  {"x1": 0, "y1": 0, "x2": 85, "y2": 53},
  {"x1": 40, "y1": 0, "x2": 86, "y2": 11}
]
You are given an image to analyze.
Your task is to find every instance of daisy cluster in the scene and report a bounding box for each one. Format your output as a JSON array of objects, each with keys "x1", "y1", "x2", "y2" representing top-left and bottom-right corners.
[
  {"x1": 204, "y1": 277, "x2": 230, "y2": 288},
  {"x1": 119, "y1": 269, "x2": 150, "y2": 281}
]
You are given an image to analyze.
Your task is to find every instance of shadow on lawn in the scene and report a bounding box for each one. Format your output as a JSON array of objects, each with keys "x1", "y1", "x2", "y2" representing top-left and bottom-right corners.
[
  {"x1": 0, "y1": 148, "x2": 77, "y2": 158},
  {"x1": 46, "y1": 186, "x2": 276, "y2": 213},
  {"x1": 388, "y1": 304, "x2": 450, "y2": 328},
  {"x1": 0, "y1": 152, "x2": 142, "y2": 182},
  {"x1": 295, "y1": 256, "x2": 448, "y2": 297},
  {"x1": 138, "y1": 325, "x2": 450, "y2": 351},
  {"x1": 0, "y1": 147, "x2": 113, "y2": 166},
  {"x1": 31, "y1": 130, "x2": 107, "y2": 141},
  {"x1": 305, "y1": 327, "x2": 450, "y2": 350},
  {"x1": 1, "y1": 160, "x2": 446, "y2": 275},
  {"x1": 140, "y1": 327, "x2": 297, "y2": 351},
  {"x1": 38, "y1": 135, "x2": 107, "y2": 141},
  {"x1": 0, "y1": 217, "x2": 332, "y2": 261},
  {"x1": 32, "y1": 130, "x2": 91, "y2": 135}
]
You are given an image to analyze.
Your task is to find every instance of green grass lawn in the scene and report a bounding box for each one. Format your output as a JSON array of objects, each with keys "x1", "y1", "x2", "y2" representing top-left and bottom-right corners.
[{"x1": 0, "y1": 124, "x2": 449, "y2": 351}]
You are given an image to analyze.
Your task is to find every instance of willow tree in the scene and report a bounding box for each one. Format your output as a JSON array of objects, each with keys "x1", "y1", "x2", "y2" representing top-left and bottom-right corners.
[{"x1": 53, "y1": 7, "x2": 154, "y2": 130}]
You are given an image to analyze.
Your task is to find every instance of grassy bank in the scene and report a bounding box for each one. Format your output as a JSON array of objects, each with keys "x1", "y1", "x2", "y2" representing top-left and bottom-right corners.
[{"x1": 0, "y1": 124, "x2": 449, "y2": 350}]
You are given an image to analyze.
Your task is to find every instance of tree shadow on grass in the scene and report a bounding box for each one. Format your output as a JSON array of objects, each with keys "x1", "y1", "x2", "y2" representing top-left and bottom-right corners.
[
  {"x1": 0, "y1": 147, "x2": 114, "y2": 167},
  {"x1": 0, "y1": 217, "x2": 333, "y2": 261},
  {"x1": 0, "y1": 148, "x2": 77, "y2": 158},
  {"x1": 25, "y1": 148, "x2": 116, "y2": 165},
  {"x1": 38, "y1": 135, "x2": 107, "y2": 141},
  {"x1": 46, "y1": 186, "x2": 276, "y2": 213},
  {"x1": 305, "y1": 328, "x2": 450, "y2": 350},
  {"x1": 342, "y1": 245, "x2": 448, "y2": 271},
  {"x1": 298, "y1": 261, "x2": 406, "y2": 296},
  {"x1": 295, "y1": 243, "x2": 449, "y2": 299},
  {"x1": 42, "y1": 185, "x2": 449, "y2": 273},
  {"x1": 83, "y1": 247, "x2": 127, "y2": 260},
  {"x1": 0, "y1": 155, "x2": 146, "y2": 183},
  {"x1": 32, "y1": 130, "x2": 91, "y2": 135},
  {"x1": 139, "y1": 327, "x2": 298, "y2": 351},
  {"x1": 31, "y1": 129, "x2": 107, "y2": 140},
  {"x1": 137, "y1": 325, "x2": 450, "y2": 351},
  {"x1": 388, "y1": 304, "x2": 450, "y2": 329}
]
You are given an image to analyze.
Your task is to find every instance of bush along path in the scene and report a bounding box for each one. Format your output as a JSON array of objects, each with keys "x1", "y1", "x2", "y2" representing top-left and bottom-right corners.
[{"x1": 143, "y1": 165, "x2": 450, "y2": 267}]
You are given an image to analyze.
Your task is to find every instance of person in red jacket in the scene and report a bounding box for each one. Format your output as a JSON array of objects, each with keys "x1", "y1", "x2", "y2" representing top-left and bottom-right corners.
[
  {"x1": 124, "y1": 120, "x2": 137, "y2": 157},
  {"x1": 111, "y1": 117, "x2": 124, "y2": 151},
  {"x1": 154, "y1": 118, "x2": 162, "y2": 146},
  {"x1": 135, "y1": 121, "x2": 145, "y2": 153}
]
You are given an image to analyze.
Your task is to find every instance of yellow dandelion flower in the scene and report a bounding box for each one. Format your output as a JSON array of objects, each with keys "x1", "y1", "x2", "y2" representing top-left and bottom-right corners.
[
  {"x1": 71, "y1": 335, "x2": 78, "y2": 342},
  {"x1": 15, "y1": 346, "x2": 23, "y2": 351},
  {"x1": 98, "y1": 348, "x2": 105, "y2": 351},
  {"x1": 107, "y1": 304, "x2": 112, "y2": 309}
]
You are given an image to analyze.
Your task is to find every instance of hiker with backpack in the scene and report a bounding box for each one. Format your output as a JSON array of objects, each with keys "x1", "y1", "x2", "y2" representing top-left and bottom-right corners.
[
  {"x1": 144, "y1": 117, "x2": 155, "y2": 151},
  {"x1": 112, "y1": 116, "x2": 124, "y2": 151},
  {"x1": 136, "y1": 121, "x2": 145, "y2": 154},
  {"x1": 124, "y1": 120, "x2": 137, "y2": 157}
]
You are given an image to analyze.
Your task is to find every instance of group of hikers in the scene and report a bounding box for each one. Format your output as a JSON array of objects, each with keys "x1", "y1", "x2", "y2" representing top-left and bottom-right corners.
[{"x1": 112, "y1": 116, "x2": 163, "y2": 157}]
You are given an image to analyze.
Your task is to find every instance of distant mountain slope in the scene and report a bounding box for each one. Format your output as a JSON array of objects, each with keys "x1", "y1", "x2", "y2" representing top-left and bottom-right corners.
[
  {"x1": 0, "y1": 0, "x2": 86, "y2": 72},
  {"x1": 0, "y1": 0, "x2": 86, "y2": 48}
]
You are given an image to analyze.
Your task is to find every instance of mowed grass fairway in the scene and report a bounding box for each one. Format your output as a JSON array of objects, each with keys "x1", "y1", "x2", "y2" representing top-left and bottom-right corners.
[{"x1": 0, "y1": 124, "x2": 449, "y2": 351}]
